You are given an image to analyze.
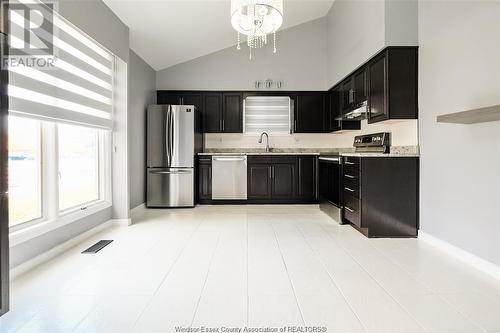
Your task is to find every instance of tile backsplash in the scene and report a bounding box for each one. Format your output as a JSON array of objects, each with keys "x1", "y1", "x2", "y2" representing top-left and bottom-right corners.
[{"x1": 205, "y1": 119, "x2": 418, "y2": 149}]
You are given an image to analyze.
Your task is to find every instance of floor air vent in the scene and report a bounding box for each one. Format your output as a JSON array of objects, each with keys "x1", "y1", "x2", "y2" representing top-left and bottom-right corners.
[{"x1": 82, "y1": 240, "x2": 113, "y2": 254}]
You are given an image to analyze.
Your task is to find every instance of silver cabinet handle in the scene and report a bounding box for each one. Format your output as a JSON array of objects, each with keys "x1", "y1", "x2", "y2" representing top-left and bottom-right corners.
[
  {"x1": 219, "y1": 119, "x2": 223, "y2": 132},
  {"x1": 222, "y1": 119, "x2": 225, "y2": 132},
  {"x1": 344, "y1": 206, "x2": 354, "y2": 213},
  {"x1": 344, "y1": 161, "x2": 355, "y2": 165},
  {"x1": 344, "y1": 187, "x2": 355, "y2": 192},
  {"x1": 344, "y1": 174, "x2": 355, "y2": 179}
]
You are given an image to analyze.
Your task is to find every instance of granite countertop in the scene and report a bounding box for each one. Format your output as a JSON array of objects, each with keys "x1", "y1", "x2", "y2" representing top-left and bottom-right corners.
[
  {"x1": 198, "y1": 146, "x2": 419, "y2": 157},
  {"x1": 198, "y1": 148, "x2": 352, "y2": 156}
]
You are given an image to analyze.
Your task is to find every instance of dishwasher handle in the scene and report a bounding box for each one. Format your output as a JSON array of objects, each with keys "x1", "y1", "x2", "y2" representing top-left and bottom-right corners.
[{"x1": 212, "y1": 156, "x2": 247, "y2": 162}]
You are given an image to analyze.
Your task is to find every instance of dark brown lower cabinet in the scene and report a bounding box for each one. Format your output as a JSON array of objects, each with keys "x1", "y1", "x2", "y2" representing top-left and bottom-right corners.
[
  {"x1": 247, "y1": 163, "x2": 272, "y2": 200},
  {"x1": 197, "y1": 157, "x2": 212, "y2": 203},
  {"x1": 271, "y1": 159, "x2": 296, "y2": 200},
  {"x1": 247, "y1": 155, "x2": 317, "y2": 203},
  {"x1": 298, "y1": 156, "x2": 317, "y2": 201},
  {"x1": 342, "y1": 156, "x2": 419, "y2": 238}
]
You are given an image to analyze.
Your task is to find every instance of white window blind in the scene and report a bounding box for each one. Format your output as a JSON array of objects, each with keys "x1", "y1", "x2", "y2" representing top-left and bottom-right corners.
[
  {"x1": 8, "y1": 0, "x2": 114, "y2": 129},
  {"x1": 244, "y1": 96, "x2": 292, "y2": 135}
]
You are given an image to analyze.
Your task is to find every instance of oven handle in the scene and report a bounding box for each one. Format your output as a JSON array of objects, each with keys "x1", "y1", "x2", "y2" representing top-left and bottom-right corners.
[{"x1": 319, "y1": 157, "x2": 341, "y2": 163}]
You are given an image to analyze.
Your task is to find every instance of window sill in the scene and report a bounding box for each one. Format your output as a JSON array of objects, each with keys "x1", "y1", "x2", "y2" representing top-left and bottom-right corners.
[{"x1": 9, "y1": 200, "x2": 112, "y2": 247}]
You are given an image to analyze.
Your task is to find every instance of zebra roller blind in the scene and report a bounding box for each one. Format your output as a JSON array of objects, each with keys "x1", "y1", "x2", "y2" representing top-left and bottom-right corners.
[
  {"x1": 244, "y1": 96, "x2": 292, "y2": 135},
  {"x1": 7, "y1": 0, "x2": 114, "y2": 129}
]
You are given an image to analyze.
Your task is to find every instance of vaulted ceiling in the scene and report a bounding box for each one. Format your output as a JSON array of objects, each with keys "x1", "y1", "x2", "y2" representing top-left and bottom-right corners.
[{"x1": 103, "y1": 0, "x2": 335, "y2": 71}]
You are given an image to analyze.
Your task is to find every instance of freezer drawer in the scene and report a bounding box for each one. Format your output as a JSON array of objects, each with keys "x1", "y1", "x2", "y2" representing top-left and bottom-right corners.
[{"x1": 147, "y1": 168, "x2": 194, "y2": 207}]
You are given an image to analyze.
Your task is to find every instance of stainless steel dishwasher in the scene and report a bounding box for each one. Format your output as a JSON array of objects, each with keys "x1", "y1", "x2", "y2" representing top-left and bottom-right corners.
[{"x1": 211, "y1": 155, "x2": 247, "y2": 200}]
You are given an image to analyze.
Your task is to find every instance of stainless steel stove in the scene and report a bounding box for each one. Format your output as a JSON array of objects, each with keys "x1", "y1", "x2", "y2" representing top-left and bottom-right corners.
[{"x1": 353, "y1": 132, "x2": 391, "y2": 154}]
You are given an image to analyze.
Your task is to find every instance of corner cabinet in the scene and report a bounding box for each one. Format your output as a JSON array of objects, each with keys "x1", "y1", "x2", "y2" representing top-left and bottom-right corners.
[
  {"x1": 367, "y1": 47, "x2": 418, "y2": 123},
  {"x1": 342, "y1": 156, "x2": 419, "y2": 238}
]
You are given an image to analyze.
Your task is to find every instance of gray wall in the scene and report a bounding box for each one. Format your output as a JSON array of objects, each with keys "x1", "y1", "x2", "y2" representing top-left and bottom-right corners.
[
  {"x1": 57, "y1": 0, "x2": 130, "y2": 62},
  {"x1": 156, "y1": 17, "x2": 327, "y2": 91},
  {"x1": 419, "y1": 0, "x2": 500, "y2": 265},
  {"x1": 128, "y1": 51, "x2": 156, "y2": 209},
  {"x1": 326, "y1": 0, "x2": 418, "y2": 88},
  {"x1": 11, "y1": 0, "x2": 130, "y2": 268}
]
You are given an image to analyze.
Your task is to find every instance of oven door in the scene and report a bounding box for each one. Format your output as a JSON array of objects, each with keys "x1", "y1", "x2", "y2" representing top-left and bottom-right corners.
[{"x1": 318, "y1": 157, "x2": 343, "y2": 223}]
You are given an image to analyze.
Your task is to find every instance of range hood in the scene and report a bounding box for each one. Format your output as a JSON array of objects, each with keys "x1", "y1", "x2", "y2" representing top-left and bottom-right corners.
[{"x1": 336, "y1": 101, "x2": 368, "y2": 121}]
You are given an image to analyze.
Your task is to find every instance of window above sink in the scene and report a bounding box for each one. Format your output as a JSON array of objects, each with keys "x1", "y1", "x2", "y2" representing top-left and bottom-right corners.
[{"x1": 243, "y1": 96, "x2": 293, "y2": 135}]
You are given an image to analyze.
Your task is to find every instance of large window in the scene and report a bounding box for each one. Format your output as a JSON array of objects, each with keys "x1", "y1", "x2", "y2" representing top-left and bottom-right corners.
[
  {"x1": 7, "y1": 116, "x2": 111, "y2": 233},
  {"x1": 58, "y1": 124, "x2": 99, "y2": 211},
  {"x1": 8, "y1": 117, "x2": 42, "y2": 227}
]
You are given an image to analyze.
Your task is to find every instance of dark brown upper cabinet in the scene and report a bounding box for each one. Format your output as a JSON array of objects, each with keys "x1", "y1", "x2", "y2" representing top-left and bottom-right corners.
[
  {"x1": 326, "y1": 86, "x2": 361, "y2": 133},
  {"x1": 202, "y1": 92, "x2": 223, "y2": 133},
  {"x1": 353, "y1": 68, "x2": 367, "y2": 106},
  {"x1": 341, "y1": 78, "x2": 354, "y2": 113},
  {"x1": 367, "y1": 47, "x2": 418, "y2": 124},
  {"x1": 293, "y1": 92, "x2": 325, "y2": 133},
  {"x1": 202, "y1": 92, "x2": 243, "y2": 133},
  {"x1": 222, "y1": 93, "x2": 243, "y2": 133}
]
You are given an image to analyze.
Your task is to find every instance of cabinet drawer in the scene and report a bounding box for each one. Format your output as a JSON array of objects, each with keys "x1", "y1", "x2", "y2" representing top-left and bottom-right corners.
[
  {"x1": 272, "y1": 155, "x2": 297, "y2": 164},
  {"x1": 343, "y1": 193, "x2": 360, "y2": 226},
  {"x1": 248, "y1": 155, "x2": 272, "y2": 164},
  {"x1": 343, "y1": 177, "x2": 359, "y2": 198},
  {"x1": 344, "y1": 162, "x2": 360, "y2": 177}
]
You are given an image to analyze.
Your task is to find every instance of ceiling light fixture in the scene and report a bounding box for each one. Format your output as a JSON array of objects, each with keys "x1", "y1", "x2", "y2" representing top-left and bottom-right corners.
[{"x1": 231, "y1": 0, "x2": 283, "y2": 59}]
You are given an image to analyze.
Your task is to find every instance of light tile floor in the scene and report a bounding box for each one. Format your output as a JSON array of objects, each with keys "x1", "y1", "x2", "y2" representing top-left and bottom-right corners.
[{"x1": 1, "y1": 205, "x2": 500, "y2": 333}]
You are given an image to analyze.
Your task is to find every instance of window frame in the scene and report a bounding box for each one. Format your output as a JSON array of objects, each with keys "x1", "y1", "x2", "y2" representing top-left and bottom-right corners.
[{"x1": 8, "y1": 118, "x2": 112, "y2": 246}]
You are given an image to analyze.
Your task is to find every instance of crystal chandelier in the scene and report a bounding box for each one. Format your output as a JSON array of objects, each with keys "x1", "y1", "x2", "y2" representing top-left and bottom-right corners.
[{"x1": 231, "y1": 0, "x2": 284, "y2": 59}]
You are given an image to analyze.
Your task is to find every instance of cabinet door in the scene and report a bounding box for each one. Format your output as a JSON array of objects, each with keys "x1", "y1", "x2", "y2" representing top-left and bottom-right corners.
[
  {"x1": 341, "y1": 78, "x2": 354, "y2": 113},
  {"x1": 222, "y1": 93, "x2": 242, "y2": 133},
  {"x1": 203, "y1": 93, "x2": 222, "y2": 133},
  {"x1": 328, "y1": 87, "x2": 342, "y2": 132},
  {"x1": 157, "y1": 91, "x2": 180, "y2": 105},
  {"x1": 198, "y1": 159, "x2": 212, "y2": 201},
  {"x1": 353, "y1": 69, "x2": 367, "y2": 106},
  {"x1": 368, "y1": 53, "x2": 389, "y2": 123},
  {"x1": 271, "y1": 163, "x2": 296, "y2": 199},
  {"x1": 294, "y1": 93, "x2": 325, "y2": 133},
  {"x1": 182, "y1": 93, "x2": 202, "y2": 110},
  {"x1": 298, "y1": 156, "x2": 316, "y2": 201},
  {"x1": 247, "y1": 164, "x2": 272, "y2": 200}
]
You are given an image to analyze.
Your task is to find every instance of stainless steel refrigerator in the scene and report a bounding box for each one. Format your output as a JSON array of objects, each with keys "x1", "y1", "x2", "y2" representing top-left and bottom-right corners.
[{"x1": 146, "y1": 105, "x2": 202, "y2": 207}]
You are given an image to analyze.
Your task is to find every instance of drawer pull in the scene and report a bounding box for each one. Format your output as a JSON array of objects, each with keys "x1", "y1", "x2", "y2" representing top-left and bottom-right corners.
[
  {"x1": 344, "y1": 187, "x2": 355, "y2": 192},
  {"x1": 344, "y1": 174, "x2": 356, "y2": 179},
  {"x1": 345, "y1": 161, "x2": 356, "y2": 165},
  {"x1": 344, "y1": 206, "x2": 355, "y2": 213}
]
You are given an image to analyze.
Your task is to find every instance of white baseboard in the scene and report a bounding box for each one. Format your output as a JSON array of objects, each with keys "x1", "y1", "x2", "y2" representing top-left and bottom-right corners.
[
  {"x1": 109, "y1": 218, "x2": 131, "y2": 226},
  {"x1": 419, "y1": 231, "x2": 500, "y2": 280},
  {"x1": 10, "y1": 219, "x2": 125, "y2": 281},
  {"x1": 130, "y1": 203, "x2": 146, "y2": 216}
]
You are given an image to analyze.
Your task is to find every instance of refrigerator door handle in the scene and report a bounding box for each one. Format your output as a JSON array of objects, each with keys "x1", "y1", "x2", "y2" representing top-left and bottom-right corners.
[
  {"x1": 165, "y1": 107, "x2": 170, "y2": 167},
  {"x1": 170, "y1": 107, "x2": 175, "y2": 165}
]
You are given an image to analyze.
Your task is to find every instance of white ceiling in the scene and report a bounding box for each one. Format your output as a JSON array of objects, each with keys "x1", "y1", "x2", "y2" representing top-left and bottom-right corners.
[{"x1": 103, "y1": 0, "x2": 335, "y2": 71}]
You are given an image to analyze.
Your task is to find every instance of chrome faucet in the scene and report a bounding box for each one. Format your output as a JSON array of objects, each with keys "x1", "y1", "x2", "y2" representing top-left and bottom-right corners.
[{"x1": 258, "y1": 132, "x2": 270, "y2": 152}]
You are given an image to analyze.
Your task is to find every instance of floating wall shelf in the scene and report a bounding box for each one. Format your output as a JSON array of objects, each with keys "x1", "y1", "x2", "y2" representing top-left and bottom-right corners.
[{"x1": 437, "y1": 105, "x2": 500, "y2": 124}]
